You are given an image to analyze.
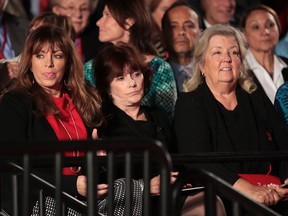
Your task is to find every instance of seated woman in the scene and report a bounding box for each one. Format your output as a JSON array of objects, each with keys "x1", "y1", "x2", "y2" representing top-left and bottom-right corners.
[
  {"x1": 83, "y1": 42, "x2": 226, "y2": 215},
  {"x1": 0, "y1": 26, "x2": 103, "y2": 215},
  {"x1": 240, "y1": 4, "x2": 288, "y2": 104},
  {"x1": 84, "y1": 0, "x2": 177, "y2": 122},
  {"x1": 174, "y1": 24, "x2": 288, "y2": 214}
]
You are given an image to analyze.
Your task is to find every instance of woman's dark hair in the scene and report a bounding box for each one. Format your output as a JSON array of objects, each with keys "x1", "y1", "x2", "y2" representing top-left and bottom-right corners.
[
  {"x1": 105, "y1": 0, "x2": 157, "y2": 56},
  {"x1": 11, "y1": 25, "x2": 103, "y2": 127},
  {"x1": 240, "y1": 4, "x2": 282, "y2": 35},
  {"x1": 93, "y1": 42, "x2": 153, "y2": 110}
]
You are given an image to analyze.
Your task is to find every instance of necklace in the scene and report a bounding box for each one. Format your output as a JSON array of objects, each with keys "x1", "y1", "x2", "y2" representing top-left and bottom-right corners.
[{"x1": 58, "y1": 109, "x2": 82, "y2": 174}]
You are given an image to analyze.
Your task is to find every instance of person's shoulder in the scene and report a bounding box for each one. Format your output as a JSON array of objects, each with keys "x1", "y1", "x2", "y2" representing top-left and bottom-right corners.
[
  {"x1": 177, "y1": 86, "x2": 205, "y2": 106},
  {"x1": 143, "y1": 105, "x2": 166, "y2": 117},
  {"x1": 3, "y1": 11, "x2": 29, "y2": 27},
  {"x1": 148, "y1": 56, "x2": 170, "y2": 68},
  {"x1": 84, "y1": 59, "x2": 93, "y2": 68},
  {"x1": 1, "y1": 90, "x2": 30, "y2": 104},
  {"x1": 279, "y1": 56, "x2": 288, "y2": 65}
]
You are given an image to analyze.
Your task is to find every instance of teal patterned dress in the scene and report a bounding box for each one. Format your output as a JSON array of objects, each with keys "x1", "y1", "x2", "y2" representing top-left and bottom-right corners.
[
  {"x1": 275, "y1": 82, "x2": 288, "y2": 127},
  {"x1": 84, "y1": 56, "x2": 177, "y2": 121}
]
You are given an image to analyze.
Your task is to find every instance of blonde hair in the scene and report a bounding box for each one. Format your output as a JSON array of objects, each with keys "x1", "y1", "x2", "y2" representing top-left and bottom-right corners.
[{"x1": 184, "y1": 24, "x2": 257, "y2": 93}]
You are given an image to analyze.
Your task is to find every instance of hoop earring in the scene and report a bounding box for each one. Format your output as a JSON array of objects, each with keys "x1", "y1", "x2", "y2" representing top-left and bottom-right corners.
[{"x1": 64, "y1": 79, "x2": 68, "y2": 86}]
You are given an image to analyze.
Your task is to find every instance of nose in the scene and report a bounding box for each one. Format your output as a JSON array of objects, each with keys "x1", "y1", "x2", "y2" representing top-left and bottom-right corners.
[
  {"x1": 263, "y1": 27, "x2": 270, "y2": 35},
  {"x1": 74, "y1": 8, "x2": 82, "y2": 17},
  {"x1": 223, "y1": 53, "x2": 232, "y2": 62},
  {"x1": 46, "y1": 58, "x2": 54, "y2": 68},
  {"x1": 128, "y1": 75, "x2": 136, "y2": 87},
  {"x1": 178, "y1": 26, "x2": 186, "y2": 36},
  {"x1": 96, "y1": 17, "x2": 102, "y2": 27}
]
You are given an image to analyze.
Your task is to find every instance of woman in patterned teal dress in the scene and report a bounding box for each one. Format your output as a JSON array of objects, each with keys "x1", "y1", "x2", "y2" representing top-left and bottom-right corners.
[{"x1": 83, "y1": 0, "x2": 177, "y2": 121}]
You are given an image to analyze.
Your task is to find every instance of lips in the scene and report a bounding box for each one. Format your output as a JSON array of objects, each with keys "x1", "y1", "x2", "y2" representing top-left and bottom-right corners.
[
  {"x1": 127, "y1": 90, "x2": 142, "y2": 96},
  {"x1": 43, "y1": 72, "x2": 56, "y2": 78},
  {"x1": 220, "y1": 67, "x2": 232, "y2": 71}
]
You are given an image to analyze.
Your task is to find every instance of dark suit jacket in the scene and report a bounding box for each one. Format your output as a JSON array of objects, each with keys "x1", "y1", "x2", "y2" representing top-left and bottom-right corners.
[
  {"x1": 249, "y1": 56, "x2": 288, "y2": 104},
  {"x1": 3, "y1": 11, "x2": 29, "y2": 57},
  {"x1": 0, "y1": 12, "x2": 29, "y2": 90}
]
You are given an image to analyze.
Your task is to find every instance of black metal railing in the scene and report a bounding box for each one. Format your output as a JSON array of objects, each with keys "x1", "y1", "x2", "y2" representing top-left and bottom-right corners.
[
  {"x1": 0, "y1": 138, "x2": 173, "y2": 216},
  {"x1": 171, "y1": 151, "x2": 288, "y2": 216}
]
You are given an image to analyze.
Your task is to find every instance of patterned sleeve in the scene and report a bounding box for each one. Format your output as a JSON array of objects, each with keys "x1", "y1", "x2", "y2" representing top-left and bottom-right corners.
[
  {"x1": 141, "y1": 57, "x2": 177, "y2": 122},
  {"x1": 83, "y1": 59, "x2": 95, "y2": 86},
  {"x1": 274, "y1": 82, "x2": 288, "y2": 127}
]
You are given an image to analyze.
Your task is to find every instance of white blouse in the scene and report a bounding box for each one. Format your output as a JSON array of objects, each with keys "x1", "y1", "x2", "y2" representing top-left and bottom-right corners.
[{"x1": 245, "y1": 50, "x2": 287, "y2": 104}]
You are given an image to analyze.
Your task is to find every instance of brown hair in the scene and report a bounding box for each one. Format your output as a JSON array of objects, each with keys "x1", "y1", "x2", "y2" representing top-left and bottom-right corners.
[
  {"x1": 105, "y1": 0, "x2": 157, "y2": 56},
  {"x1": 29, "y1": 12, "x2": 76, "y2": 41},
  {"x1": 93, "y1": 42, "x2": 153, "y2": 110},
  {"x1": 14, "y1": 26, "x2": 103, "y2": 127},
  {"x1": 240, "y1": 4, "x2": 282, "y2": 35}
]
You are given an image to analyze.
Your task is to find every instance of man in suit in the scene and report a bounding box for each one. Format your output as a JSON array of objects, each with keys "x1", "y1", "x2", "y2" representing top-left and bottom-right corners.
[
  {"x1": 162, "y1": 1, "x2": 201, "y2": 92},
  {"x1": 0, "y1": 0, "x2": 29, "y2": 91},
  {"x1": 199, "y1": 0, "x2": 238, "y2": 29}
]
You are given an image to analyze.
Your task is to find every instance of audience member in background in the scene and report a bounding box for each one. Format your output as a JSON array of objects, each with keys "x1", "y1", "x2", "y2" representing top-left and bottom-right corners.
[
  {"x1": 28, "y1": 11, "x2": 75, "y2": 40},
  {"x1": 0, "y1": 12, "x2": 76, "y2": 93},
  {"x1": 162, "y1": 1, "x2": 201, "y2": 93},
  {"x1": 240, "y1": 4, "x2": 288, "y2": 104},
  {"x1": 199, "y1": 0, "x2": 237, "y2": 30},
  {"x1": 174, "y1": 24, "x2": 288, "y2": 215},
  {"x1": 86, "y1": 42, "x2": 226, "y2": 216},
  {"x1": 146, "y1": 0, "x2": 177, "y2": 60},
  {"x1": 84, "y1": 0, "x2": 177, "y2": 121},
  {"x1": 0, "y1": 0, "x2": 29, "y2": 91},
  {"x1": 51, "y1": 0, "x2": 102, "y2": 62},
  {"x1": 276, "y1": 16, "x2": 288, "y2": 59},
  {"x1": 0, "y1": 26, "x2": 103, "y2": 215},
  {"x1": 274, "y1": 81, "x2": 288, "y2": 128},
  {"x1": 5, "y1": 0, "x2": 51, "y2": 19}
]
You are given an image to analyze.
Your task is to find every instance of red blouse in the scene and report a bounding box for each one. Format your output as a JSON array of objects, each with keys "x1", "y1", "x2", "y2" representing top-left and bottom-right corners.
[{"x1": 46, "y1": 93, "x2": 87, "y2": 175}]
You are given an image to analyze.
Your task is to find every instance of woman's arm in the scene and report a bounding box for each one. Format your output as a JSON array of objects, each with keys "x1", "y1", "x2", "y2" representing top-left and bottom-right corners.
[
  {"x1": 0, "y1": 92, "x2": 30, "y2": 141},
  {"x1": 142, "y1": 59, "x2": 177, "y2": 122}
]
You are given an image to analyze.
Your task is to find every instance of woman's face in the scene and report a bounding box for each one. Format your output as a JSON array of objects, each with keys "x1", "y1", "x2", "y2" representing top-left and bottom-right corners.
[
  {"x1": 200, "y1": 35, "x2": 241, "y2": 89},
  {"x1": 244, "y1": 10, "x2": 279, "y2": 53},
  {"x1": 110, "y1": 70, "x2": 144, "y2": 108},
  {"x1": 201, "y1": 0, "x2": 236, "y2": 25},
  {"x1": 31, "y1": 43, "x2": 66, "y2": 97},
  {"x1": 151, "y1": 0, "x2": 177, "y2": 30},
  {"x1": 53, "y1": 0, "x2": 90, "y2": 35},
  {"x1": 96, "y1": 6, "x2": 129, "y2": 44}
]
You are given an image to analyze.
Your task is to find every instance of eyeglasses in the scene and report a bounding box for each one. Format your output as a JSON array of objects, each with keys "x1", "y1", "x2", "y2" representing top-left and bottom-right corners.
[{"x1": 59, "y1": 5, "x2": 90, "y2": 15}]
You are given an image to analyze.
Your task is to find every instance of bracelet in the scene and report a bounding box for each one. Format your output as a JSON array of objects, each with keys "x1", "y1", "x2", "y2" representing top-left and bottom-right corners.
[{"x1": 139, "y1": 179, "x2": 144, "y2": 192}]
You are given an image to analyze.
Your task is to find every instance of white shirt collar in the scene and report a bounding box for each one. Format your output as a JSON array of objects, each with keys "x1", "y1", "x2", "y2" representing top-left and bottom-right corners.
[
  {"x1": 203, "y1": 19, "x2": 212, "y2": 28},
  {"x1": 246, "y1": 49, "x2": 287, "y2": 103}
]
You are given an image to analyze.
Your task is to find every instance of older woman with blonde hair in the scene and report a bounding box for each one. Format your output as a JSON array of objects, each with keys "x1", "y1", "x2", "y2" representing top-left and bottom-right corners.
[{"x1": 174, "y1": 24, "x2": 288, "y2": 214}]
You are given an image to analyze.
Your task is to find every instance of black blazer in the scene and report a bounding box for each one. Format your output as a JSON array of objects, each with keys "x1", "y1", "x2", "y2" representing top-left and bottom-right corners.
[
  {"x1": 0, "y1": 91, "x2": 93, "y2": 214},
  {"x1": 174, "y1": 82, "x2": 288, "y2": 185},
  {"x1": 250, "y1": 56, "x2": 288, "y2": 103},
  {"x1": 100, "y1": 105, "x2": 174, "y2": 153}
]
